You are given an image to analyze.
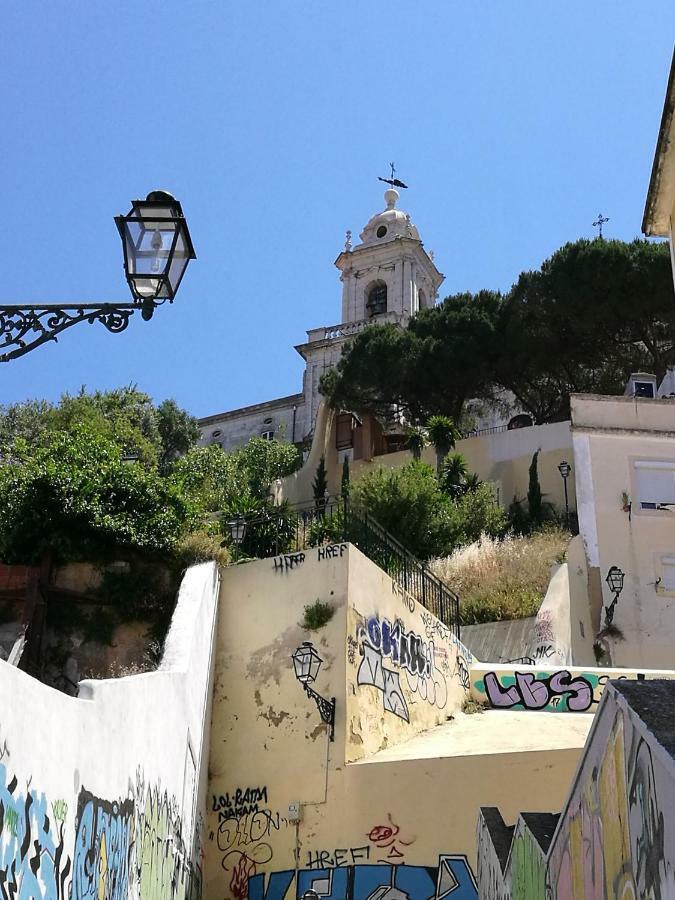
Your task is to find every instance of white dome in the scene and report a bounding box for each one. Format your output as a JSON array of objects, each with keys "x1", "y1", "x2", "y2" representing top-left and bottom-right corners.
[{"x1": 358, "y1": 189, "x2": 421, "y2": 246}]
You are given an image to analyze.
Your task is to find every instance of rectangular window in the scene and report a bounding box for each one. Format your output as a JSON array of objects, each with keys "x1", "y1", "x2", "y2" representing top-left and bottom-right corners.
[
  {"x1": 634, "y1": 460, "x2": 675, "y2": 510},
  {"x1": 661, "y1": 557, "x2": 675, "y2": 591}
]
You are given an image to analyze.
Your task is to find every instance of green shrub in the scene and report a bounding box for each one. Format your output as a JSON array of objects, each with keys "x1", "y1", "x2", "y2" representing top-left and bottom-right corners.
[
  {"x1": 351, "y1": 461, "x2": 505, "y2": 561},
  {"x1": 302, "y1": 600, "x2": 334, "y2": 630}
]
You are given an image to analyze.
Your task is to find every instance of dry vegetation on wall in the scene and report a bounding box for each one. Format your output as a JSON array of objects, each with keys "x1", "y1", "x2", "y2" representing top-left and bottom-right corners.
[{"x1": 431, "y1": 529, "x2": 569, "y2": 624}]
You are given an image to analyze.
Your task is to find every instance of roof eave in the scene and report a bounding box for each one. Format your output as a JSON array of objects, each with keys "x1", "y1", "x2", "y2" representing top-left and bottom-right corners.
[{"x1": 643, "y1": 48, "x2": 675, "y2": 236}]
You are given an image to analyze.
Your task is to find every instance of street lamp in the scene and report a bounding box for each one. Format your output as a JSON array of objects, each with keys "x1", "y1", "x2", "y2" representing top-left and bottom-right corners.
[
  {"x1": 291, "y1": 641, "x2": 336, "y2": 741},
  {"x1": 0, "y1": 190, "x2": 195, "y2": 362},
  {"x1": 558, "y1": 460, "x2": 572, "y2": 530},
  {"x1": 226, "y1": 517, "x2": 248, "y2": 546},
  {"x1": 604, "y1": 565, "x2": 625, "y2": 628}
]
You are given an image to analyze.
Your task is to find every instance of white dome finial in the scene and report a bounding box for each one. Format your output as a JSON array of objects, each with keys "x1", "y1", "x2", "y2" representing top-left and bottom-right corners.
[{"x1": 384, "y1": 189, "x2": 399, "y2": 209}]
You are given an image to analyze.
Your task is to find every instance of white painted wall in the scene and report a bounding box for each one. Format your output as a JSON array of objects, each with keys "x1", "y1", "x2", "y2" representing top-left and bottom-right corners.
[{"x1": 0, "y1": 562, "x2": 220, "y2": 899}]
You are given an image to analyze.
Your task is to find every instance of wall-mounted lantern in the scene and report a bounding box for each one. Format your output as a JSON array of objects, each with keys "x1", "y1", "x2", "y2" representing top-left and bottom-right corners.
[
  {"x1": 292, "y1": 641, "x2": 336, "y2": 741},
  {"x1": 604, "y1": 565, "x2": 625, "y2": 628}
]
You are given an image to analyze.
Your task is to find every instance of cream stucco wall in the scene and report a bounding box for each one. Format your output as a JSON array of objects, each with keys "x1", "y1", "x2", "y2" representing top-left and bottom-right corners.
[
  {"x1": 572, "y1": 394, "x2": 675, "y2": 668},
  {"x1": 205, "y1": 545, "x2": 591, "y2": 900},
  {"x1": 282, "y1": 418, "x2": 573, "y2": 512}
]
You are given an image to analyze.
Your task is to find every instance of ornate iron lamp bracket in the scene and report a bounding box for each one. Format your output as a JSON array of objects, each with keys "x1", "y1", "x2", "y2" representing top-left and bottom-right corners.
[
  {"x1": 303, "y1": 683, "x2": 336, "y2": 741},
  {"x1": 0, "y1": 302, "x2": 149, "y2": 362}
]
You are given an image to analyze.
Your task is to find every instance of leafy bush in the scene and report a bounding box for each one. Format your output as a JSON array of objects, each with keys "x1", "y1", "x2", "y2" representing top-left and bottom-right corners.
[
  {"x1": 351, "y1": 461, "x2": 505, "y2": 560},
  {"x1": 0, "y1": 425, "x2": 189, "y2": 563}
]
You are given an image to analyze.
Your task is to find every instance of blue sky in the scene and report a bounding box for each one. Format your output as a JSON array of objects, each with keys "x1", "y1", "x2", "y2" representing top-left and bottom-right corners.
[{"x1": 1, "y1": 3, "x2": 673, "y2": 417}]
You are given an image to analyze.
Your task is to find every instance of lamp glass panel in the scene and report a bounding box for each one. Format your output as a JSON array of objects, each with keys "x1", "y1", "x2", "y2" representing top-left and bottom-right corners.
[{"x1": 168, "y1": 230, "x2": 190, "y2": 293}]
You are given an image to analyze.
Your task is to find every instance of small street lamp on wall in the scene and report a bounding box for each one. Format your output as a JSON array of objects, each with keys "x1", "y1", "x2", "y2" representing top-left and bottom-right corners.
[
  {"x1": 0, "y1": 190, "x2": 195, "y2": 362},
  {"x1": 557, "y1": 460, "x2": 572, "y2": 530},
  {"x1": 292, "y1": 641, "x2": 336, "y2": 741},
  {"x1": 604, "y1": 565, "x2": 625, "y2": 628}
]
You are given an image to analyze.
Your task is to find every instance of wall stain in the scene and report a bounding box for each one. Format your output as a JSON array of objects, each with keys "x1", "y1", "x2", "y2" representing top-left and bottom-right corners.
[
  {"x1": 247, "y1": 625, "x2": 306, "y2": 686},
  {"x1": 254, "y1": 690, "x2": 263, "y2": 708},
  {"x1": 309, "y1": 723, "x2": 326, "y2": 742},
  {"x1": 260, "y1": 708, "x2": 290, "y2": 728}
]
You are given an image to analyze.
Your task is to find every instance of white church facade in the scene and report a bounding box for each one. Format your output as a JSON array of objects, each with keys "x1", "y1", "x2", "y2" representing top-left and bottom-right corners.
[{"x1": 198, "y1": 188, "x2": 509, "y2": 455}]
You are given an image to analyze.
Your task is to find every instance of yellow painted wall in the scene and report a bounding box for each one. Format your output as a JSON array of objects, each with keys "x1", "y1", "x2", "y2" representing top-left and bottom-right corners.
[{"x1": 205, "y1": 545, "x2": 589, "y2": 900}]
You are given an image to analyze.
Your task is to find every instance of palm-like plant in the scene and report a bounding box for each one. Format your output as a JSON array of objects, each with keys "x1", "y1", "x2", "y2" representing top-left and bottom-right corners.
[
  {"x1": 405, "y1": 427, "x2": 427, "y2": 461},
  {"x1": 441, "y1": 452, "x2": 469, "y2": 498},
  {"x1": 427, "y1": 415, "x2": 460, "y2": 475}
]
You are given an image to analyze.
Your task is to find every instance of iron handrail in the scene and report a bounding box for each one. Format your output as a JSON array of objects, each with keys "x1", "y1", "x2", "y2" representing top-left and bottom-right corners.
[{"x1": 228, "y1": 497, "x2": 460, "y2": 637}]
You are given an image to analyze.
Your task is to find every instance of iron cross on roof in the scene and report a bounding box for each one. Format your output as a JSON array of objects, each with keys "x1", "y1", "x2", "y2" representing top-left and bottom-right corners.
[
  {"x1": 378, "y1": 162, "x2": 408, "y2": 189},
  {"x1": 593, "y1": 213, "x2": 609, "y2": 238}
]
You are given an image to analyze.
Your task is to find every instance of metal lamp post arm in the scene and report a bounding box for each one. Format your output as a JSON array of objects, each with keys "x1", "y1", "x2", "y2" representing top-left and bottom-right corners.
[
  {"x1": 303, "y1": 682, "x2": 336, "y2": 741},
  {"x1": 0, "y1": 301, "x2": 153, "y2": 363}
]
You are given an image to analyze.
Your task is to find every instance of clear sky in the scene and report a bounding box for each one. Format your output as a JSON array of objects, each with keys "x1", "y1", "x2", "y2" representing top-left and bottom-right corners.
[{"x1": 1, "y1": 3, "x2": 673, "y2": 417}]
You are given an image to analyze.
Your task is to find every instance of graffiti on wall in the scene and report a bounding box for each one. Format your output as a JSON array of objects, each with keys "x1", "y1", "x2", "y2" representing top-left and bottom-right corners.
[
  {"x1": 71, "y1": 771, "x2": 198, "y2": 900},
  {"x1": 72, "y1": 790, "x2": 134, "y2": 898},
  {"x1": 247, "y1": 856, "x2": 478, "y2": 900},
  {"x1": 355, "y1": 616, "x2": 448, "y2": 721},
  {"x1": 0, "y1": 761, "x2": 71, "y2": 900},
  {"x1": 366, "y1": 814, "x2": 415, "y2": 863},
  {"x1": 546, "y1": 690, "x2": 675, "y2": 898},
  {"x1": 473, "y1": 669, "x2": 675, "y2": 713},
  {"x1": 481, "y1": 670, "x2": 594, "y2": 712},
  {"x1": 210, "y1": 784, "x2": 289, "y2": 900}
]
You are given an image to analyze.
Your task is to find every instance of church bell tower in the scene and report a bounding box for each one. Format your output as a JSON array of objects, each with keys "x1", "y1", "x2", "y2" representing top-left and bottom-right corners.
[
  {"x1": 295, "y1": 186, "x2": 444, "y2": 438},
  {"x1": 335, "y1": 187, "x2": 444, "y2": 324}
]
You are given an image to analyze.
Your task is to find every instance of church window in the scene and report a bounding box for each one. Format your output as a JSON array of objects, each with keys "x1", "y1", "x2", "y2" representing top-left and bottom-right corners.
[
  {"x1": 376, "y1": 225, "x2": 388, "y2": 238},
  {"x1": 418, "y1": 289, "x2": 426, "y2": 309},
  {"x1": 211, "y1": 429, "x2": 222, "y2": 438},
  {"x1": 367, "y1": 282, "x2": 387, "y2": 317},
  {"x1": 263, "y1": 417, "x2": 273, "y2": 425},
  {"x1": 261, "y1": 429, "x2": 275, "y2": 441}
]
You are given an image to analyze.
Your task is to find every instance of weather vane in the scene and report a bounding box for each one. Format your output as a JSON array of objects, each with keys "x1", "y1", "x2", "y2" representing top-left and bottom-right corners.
[
  {"x1": 592, "y1": 213, "x2": 609, "y2": 238},
  {"x1": 378, "y1": 162, "x2": 408, "y2": 189}
]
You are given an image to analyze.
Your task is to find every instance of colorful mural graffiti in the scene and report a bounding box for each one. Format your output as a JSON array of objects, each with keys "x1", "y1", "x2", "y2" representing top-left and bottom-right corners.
[
  {"x1": 247, "y1": 856, "x2": 478, "y2": 900},
  {"x1": 472, "y1": 667, "x2": 675, "y2": 712},
  {"x1": 548, "y1": 688, "x2": 675, "y2": 899},
  {"x1": 72, "y1": 790, "x2": 134, "y2": 898},
  {"x1": 0, "y1": 745, "x2": 200, "y2": 900},
  {"x1": 0, "y1": 761, "x2": 71, "y2": 899},
  {"x1": 476, "y1": 682, "x2": 675, "y2": 899}
]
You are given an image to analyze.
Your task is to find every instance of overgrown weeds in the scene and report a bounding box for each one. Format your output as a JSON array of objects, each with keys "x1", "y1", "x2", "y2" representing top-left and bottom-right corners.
[
  {"x1": 302, "y1": 600, "x2": 334, "y2": 631},
  {"x1": 431, "y1": 528, "x2": 569, "y2": 624}
]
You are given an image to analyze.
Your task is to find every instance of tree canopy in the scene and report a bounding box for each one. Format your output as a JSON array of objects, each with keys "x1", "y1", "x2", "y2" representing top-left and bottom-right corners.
[
  {"x1": 321, "y1": 238, "x2": 675, "y2": 425},
  {"x1": 0, "y1": 387, "x2": 301, "y2": 564}
]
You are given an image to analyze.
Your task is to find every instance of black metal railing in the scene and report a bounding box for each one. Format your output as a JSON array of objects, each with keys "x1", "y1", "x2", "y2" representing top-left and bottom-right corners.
[{"x1": 233, "y1": 498, "x2": 460, "y2": 637}]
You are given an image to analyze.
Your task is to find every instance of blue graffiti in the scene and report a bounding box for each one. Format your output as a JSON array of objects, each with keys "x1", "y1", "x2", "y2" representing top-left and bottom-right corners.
[
  {"x1": 71, "y1": 789, "x2": 134, "y2": 899},
  {"x1": 0, "y1": 762, "x2": 71, "y2": 900},
  {"x1": 248, "y1": 857, "x2": 477, "y2": 900}
]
